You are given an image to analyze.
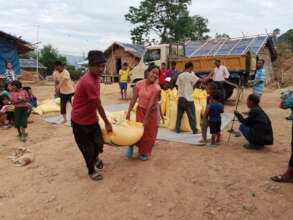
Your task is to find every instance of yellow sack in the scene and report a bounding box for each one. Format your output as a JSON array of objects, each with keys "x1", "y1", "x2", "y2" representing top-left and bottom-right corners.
[
  {"x1": 160, "y1": 90, "x2": 167, "y2": 116},
  {"x1": 33, "y1": 107, "x2": 43, "y2": 115},
  {"x1": 100, "y1": 119, "x2": 144, "y2": 146},
  {"x1": 167, "y1": 99, "x2": 192, "y2": 132},
  {"x1": 33, "y1": 99, "x2": 60, "y2": 115}
]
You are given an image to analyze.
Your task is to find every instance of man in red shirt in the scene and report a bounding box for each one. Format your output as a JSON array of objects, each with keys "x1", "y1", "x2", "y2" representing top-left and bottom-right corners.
[
  {"x1": 159, "y1": 62, "x2": 169, "y2": 89},
  {"x1": 71, "y1": 50, "x2": 112, "y2": 181}
]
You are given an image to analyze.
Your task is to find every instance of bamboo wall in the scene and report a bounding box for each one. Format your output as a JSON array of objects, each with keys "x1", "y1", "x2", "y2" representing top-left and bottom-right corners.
[
  {"x1": 258, "y1": 47, "x2": 274, "y2": 84},
  {"x1": 105, "y1": 46, "x2": 140, "y2": 77}
]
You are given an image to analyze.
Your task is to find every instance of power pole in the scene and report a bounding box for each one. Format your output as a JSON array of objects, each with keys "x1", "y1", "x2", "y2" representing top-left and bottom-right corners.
[{"x1": 36, "y1": 25, "x2": 40, "y2": 76}]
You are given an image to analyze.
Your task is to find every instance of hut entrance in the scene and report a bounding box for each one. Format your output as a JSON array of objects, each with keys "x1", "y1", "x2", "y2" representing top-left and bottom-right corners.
[{"x1": 115, "y1": 58, "x2": 122, "y2": 82}]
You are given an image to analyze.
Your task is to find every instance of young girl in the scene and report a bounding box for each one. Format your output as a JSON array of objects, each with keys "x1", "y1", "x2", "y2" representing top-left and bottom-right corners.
[
  {"x1": 199, "y1": 82, "x2": 217, "y2": 145},
  {"x1": 10, "y1": 80, "x2": 29, "y2": 142}
]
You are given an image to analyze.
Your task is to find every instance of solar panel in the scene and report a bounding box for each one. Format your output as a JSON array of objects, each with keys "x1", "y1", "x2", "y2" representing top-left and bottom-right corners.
[
  {"x1": 194, "y1": 40, "x2": 222, "y2": 56},
  {"x1": 185, "y1": 35, "x2": 269, "y2": 57},
  {"x1": 247, "y1": 36, "x2": 268, "y2": 54},
  {"x1": 230, "y1": 38, "x2": 254, "y2": 55},
  {"x1": 215, "y1": 39, "x2": 239, "y2": 56},
  {"x1": 185, "y1": 41, "x2": 202, "y2": 56}
]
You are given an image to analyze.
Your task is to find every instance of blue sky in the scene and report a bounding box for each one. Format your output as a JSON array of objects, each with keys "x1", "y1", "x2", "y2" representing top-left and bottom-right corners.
[{"x1": 0, "y1": 0, "x2": 292, "y2": 56}]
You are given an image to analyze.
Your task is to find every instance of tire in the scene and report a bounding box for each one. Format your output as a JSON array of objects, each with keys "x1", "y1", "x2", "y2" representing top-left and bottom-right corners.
[{"x1": 224, "y1": 85, "x2": 234, "y2": 100}]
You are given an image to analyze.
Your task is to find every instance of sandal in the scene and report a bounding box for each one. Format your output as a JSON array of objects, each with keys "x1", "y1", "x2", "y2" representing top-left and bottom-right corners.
[
  {"x1": 138, "y1": 155, "x2": 149, "y2": 161},
  {"x1": 271, "y1": 175, "x2": 293, "y2": 183},
  {"x1": 95, "y1": 159, "x2": 104, "y2": 170},
  {"x1": 89, "y1": 172, "x2": 104, "y2": 181}
]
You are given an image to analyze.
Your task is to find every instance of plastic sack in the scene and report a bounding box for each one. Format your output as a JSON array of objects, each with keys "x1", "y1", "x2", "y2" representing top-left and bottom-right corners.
[{"x1": 100, "y1": 116, "x2": 144, "y2": 146}]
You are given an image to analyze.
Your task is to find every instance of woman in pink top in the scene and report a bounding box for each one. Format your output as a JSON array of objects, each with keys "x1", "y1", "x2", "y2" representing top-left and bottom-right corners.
[
  {"x1": 10, "y1": 80, "x2": 29, "y2": 142},
  {"x1": 126, "y1": 65, "x2": 161, "y2": 161}
]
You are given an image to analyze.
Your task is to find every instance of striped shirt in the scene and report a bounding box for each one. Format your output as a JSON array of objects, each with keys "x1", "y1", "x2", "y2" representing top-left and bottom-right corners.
[
  {"x1": 4, "y1": 69, "x2": 16, "y2": 82},
  {"x1": 253, "y1": 68, "x2": 266, "y2": 96}
]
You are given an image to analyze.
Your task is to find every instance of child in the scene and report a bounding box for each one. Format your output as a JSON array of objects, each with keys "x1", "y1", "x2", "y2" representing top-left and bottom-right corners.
[
  {"x1": 23, "y1": 87, "x2": 37, "y2": 119},
  {"x1": 119, "y1": 63, "x2": 129, "y2": 100},
  {"x1": 199, "y1": 82, "x2": 217, "y2": 145},
  {"x1": 0, "y1": 95, "x2": 13, "y2": 128},
  {"x1": 204, "y1": 93, "x2": 224, "y2": 146},
  {"x1": 10, "y1": 80, "x2": 29, "y2": 142}
]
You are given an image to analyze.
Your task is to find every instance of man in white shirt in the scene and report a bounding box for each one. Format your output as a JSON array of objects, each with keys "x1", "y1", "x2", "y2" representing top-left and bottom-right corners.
[
  {"x1": 205, "y1": 59, "x2": 230, "y2": 102},
  {"x1": 175, "y1": 62, "x2": 199, "y2": 134}
]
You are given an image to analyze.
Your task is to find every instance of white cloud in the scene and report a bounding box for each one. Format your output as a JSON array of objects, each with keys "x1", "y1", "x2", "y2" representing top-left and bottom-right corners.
[{"x1": 0, "y1": 0, "x2": 292, "y2": 55}]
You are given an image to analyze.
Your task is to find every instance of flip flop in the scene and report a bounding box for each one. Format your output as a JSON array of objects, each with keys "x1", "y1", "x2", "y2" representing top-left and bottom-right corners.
[
  {"x1": 138, "y1": 155, "x2": 149, "y2": 161},
  {"x1": 271, "y1": 175, "x2": 293, "y2": 183},
  {"x1": 95, "y1": 159, "x2": 104, "y2": 170},
  {"x1": 89, "y1": 172, "x2": 104, "y2": 181}
]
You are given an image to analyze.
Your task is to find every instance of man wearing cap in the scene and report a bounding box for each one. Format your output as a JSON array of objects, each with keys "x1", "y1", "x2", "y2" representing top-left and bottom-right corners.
[{"x1": 71, "y1": 50, "x2": 112, "y2": 181}]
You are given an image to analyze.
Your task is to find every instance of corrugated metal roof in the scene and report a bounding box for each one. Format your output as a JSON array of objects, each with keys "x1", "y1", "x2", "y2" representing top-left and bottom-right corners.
[
  {"x1": 19, "y1": 58, "x2": 46, "y2": 69},
  {"x1": 185, "y1": 35, "x2": 272, "y2": 57}
]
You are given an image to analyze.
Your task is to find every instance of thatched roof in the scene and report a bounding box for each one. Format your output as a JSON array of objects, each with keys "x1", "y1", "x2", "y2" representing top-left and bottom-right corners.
[{"x1": 104, "y1": 42, "x2": 145, "y2": 58}]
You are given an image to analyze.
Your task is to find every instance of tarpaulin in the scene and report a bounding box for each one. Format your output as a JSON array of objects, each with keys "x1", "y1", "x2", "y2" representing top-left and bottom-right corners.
[{"x1": 0, "y1": 42, "x2": 21, "y2": 76}]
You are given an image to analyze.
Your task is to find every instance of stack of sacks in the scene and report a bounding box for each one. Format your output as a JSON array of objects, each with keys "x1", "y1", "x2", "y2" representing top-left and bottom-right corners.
[
  {"x1": 33, "y1": 98, "x2": 60, "y2": 115},
  {"x1": 99, "y1": 109, "x2": 144, "y2": 147},
  {"x1": 159, "y1": 88, "x2": 207, "y2": 132},
  {"x1": 192, "y1": 89, "x2": 208, "y2": 130}
]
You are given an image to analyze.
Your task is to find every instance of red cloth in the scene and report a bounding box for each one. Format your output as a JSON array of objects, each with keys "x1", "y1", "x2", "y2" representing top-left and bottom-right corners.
[
  {"x1": 11, "y1": 89, "x2": 28, "y2": 108},
  {"x1": 71, "y1": 72, "x2": 100, "y2": 125},
  {"x1": 136, "y1": 80, "x2": 160, "y2": 109},
  {"x1": 159, "y1": 69, "x2": 168, "y2": 86},
  {"x1": 136, "y1": 106, "x2": 158, "y2": 156}
]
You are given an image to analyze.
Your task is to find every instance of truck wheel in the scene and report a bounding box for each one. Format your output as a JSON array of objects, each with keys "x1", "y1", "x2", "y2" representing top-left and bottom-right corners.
[{"x1": 224, "y1": 86, "x2": 234, "y2": 100}]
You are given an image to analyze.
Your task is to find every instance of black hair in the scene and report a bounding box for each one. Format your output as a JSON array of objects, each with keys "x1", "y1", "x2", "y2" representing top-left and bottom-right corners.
[
  {"x1": 11, "y1": 80, "x2": 22, "y2": 89},
  {"x1": 146, "y1": 64, "x2": 160, "y2": 73},
  {"x1": 54, "y1": 61, "x2": 63, "y2": 66},
  {"x1": 161, "y1": 62, "x2": 166, "y2": 66},
  {"x1": 0, "y1": 94, "x2": 9, "y2": 104},
  {"x1": 258, "y1": 59, "x2": 265, "y2": 64},
  {"x1": 4, "y1": 82, "x2": 11, "y2": 91},
  {"x1": 184, "y1": 62, "x2": 193, "y2": 69},
  {"x1": 171, "y1": 61, "x2": 176, "y2": 66},
  {"x1": 207, "y1": 82, "x2": 217, "y2": 90},
  {"x1": 215, "y1": 59, "x2": 221, "y2": 63},
  {"x1": 23, "y1": 86, "x2": 32, "y2": 92},
  {"x1": 212, "y1": 93, "x2": 221, "y2": 101},
  {"x1": 248, "y1": 94, "x2": 260, "y2": 105},
  {"x1": 123, "y1": 62, "x2": 128, "y2": 67}
]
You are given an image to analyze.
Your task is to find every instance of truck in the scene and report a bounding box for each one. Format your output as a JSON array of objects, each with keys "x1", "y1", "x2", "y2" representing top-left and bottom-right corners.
[{"x1": 129, "y1": 43, "x2": 256, "y2": 100}]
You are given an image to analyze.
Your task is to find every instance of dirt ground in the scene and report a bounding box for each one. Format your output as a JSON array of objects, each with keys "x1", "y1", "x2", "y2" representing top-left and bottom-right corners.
[{"x1": 0, "y1": 82, "x2": 293, "y2": 220}]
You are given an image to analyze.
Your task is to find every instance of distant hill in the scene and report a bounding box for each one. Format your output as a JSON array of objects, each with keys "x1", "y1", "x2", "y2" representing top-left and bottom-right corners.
[
  {"x1": 278, "y1": 29, "x2": 293, "y2": 44},
  {"x1": 62, "y1": 54, "x2": 84, "y2": 67}
]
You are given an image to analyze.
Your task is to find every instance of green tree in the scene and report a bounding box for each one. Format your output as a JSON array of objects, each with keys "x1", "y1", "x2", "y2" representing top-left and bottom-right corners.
[
  {"x1": 35, "y1": 45, "x2": 82, "y2": 80},
  {"x1": 38, "y1": 45, "x2": 66, "y2": 76},
  {"x1": 125, "y1": 0, "x2": 209, "y2": 44},
  {"x1": 215, "y1": 33, "x2": 231, "y2": 39}
]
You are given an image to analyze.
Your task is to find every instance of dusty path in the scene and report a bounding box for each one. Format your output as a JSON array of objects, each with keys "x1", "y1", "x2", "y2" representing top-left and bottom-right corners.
[{"x1": 0, "y1": 83, "x2": 293, "y2": 220}]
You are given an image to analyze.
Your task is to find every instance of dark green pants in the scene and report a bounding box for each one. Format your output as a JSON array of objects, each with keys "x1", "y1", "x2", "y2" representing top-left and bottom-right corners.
[{"x1": 14, "y1": 107, "x2": 28, "y2": 128}]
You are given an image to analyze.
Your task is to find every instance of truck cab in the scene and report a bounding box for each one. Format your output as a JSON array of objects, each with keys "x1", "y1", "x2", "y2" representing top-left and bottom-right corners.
[{"x1": 129, "y1": 44, "x2": 170, "y2": 84}]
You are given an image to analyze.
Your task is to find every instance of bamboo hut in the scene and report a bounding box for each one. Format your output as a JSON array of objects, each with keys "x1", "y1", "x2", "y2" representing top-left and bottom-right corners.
[{"x1": 104, "y1": 42, "x2": 144, "y2": 82}]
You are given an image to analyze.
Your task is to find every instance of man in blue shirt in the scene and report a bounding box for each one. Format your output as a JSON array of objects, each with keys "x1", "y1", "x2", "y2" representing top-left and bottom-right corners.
[{"x1": 251, "y1": 59, "x2": 266, "y2": 97}]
